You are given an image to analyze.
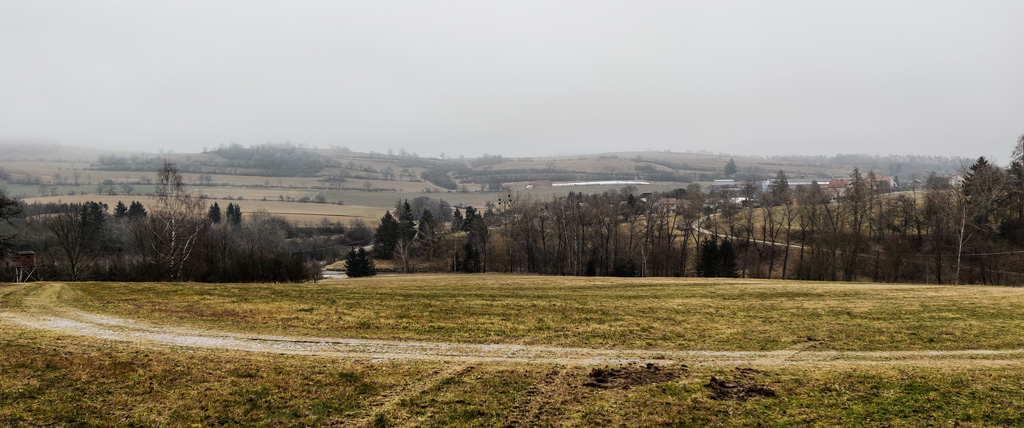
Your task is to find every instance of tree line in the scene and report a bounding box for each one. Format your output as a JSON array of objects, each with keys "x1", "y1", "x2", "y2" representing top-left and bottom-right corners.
[
  {"x1": 0, "y1": 161, "x2": 374, "y2": 282},
  {"x1": 368, "y1": 136, "x2": 1024, "y2": 285},
  {"x1": 95, "y1": 143, "x2": 334, "y2": 177}
]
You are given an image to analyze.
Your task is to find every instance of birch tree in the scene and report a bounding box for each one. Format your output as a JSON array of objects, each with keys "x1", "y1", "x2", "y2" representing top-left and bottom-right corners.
[
  {"x1": 952, "y1": 157, "x2": 1006, "y2": 284},
  {"x1": 148, "y1": 161, "x2": 207, "y2": 280}
]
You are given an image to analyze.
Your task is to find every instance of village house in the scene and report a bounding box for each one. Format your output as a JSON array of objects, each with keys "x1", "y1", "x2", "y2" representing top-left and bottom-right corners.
[
  {"x1": 760, "y1": 178, "x2": 827, "y2": 192},
  {"x1": 827, "y1": 179, "x2": 850, "y2": 198},
  {"x1": 826, "y1": 175, "x2": 897, "y2": 199},
  {"x1": 657, "y1": 197, "x2": 685, "y2": 213}
]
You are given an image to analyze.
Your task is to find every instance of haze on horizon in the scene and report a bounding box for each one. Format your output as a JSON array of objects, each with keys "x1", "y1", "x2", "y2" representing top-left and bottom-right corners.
[{"x1": 2, "y1": 1, "x2": 1022, "y2": 162}]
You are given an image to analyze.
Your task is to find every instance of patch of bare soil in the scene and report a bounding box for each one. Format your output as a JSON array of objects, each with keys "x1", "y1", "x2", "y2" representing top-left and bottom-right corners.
[
  {"x1": 584, "y1": 362, "x2": 686, "y2": 390},
  {"x1": 704, "y1": 367, "x2": 776, "y2": 401}
]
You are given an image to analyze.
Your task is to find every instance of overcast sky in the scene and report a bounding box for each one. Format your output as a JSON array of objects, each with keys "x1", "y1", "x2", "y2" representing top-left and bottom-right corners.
[{"x1": 2, "y1": 1, "x2": 1022, "y2": 161}]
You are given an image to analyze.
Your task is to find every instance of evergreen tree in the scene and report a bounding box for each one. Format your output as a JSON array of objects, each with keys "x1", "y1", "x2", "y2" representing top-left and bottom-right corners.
[
  {"x1": 82, "y1": 201, "x2": 107, "y2": 227},
  {"x1": 716, "y1": 239, "x2": 739, "y2": 278},
  {"x1": 113, "y1": 201, "x2": 128, "y2": 219},
  {"x1": 229, "y1": 203, "x2": 243, "y2": 225},
  {"x1": 462, "y1": 240, "x2": 481, "y2": 273},
  {"x1": 962, "y1": 156, "x2": 1003, "y2": 226},
  {"x1": 225, "y1": 203, "x2": 236, "y2": 224},
  {"x1": 417, "y1": 209, "x2": 436, "y2": 239},
  {"x1": 462, "y1": 206, "x2": 489, "y2": 271},
  {"x1": 724, "y1": 158, "x2": 738, "y2": 178},
  {"x1": 417, "y1": 209, "x2": 437, "y2": 258},
  {"x1": 462, "y1": 206, "x2": 479, "y2": 232},
  {"x1": 373, "y1": 210, "x2": 399, "y2": 259},
  {"x1": 393, "y1": 200, "x2": 418, "y2": 273},
  {"x1": 0, "y1": 188, "x2": 19, "y2": 260},
  {"x1": 344, "y1": 247, "x2": 376, "y2": 277},
  {"x1": 771, "y1": 170, "x2": 790, "y2": 205},
  {"x1": 396, "y1": 200, "x2": 416, "y2": 242},
  {"x1": 208, "y1": 202, "x2": 222, "y2": 224},
  {"x1": 451, "y1": 207, "x2": 464, "y2": 232},
  {"x1": 697, "y1": 238, "x2": 720, "y2": 277},
  {"x1": 360, "y1": 247, "x2": 376, "y2": 277},
  {"x1": 127, "y1": 201, "x2": 147, "y2": 219},
  {"x1": 696, "y1": 238, "x2": 738, "y2": 278},
  {"x1": 611, "y1": 259, "x2": 637, "y2": 277}
]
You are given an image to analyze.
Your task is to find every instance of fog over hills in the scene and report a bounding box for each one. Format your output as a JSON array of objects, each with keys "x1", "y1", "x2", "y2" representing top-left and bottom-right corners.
[{"x1": 2, "y1": 1, "x2": 1022, "y2": 161}]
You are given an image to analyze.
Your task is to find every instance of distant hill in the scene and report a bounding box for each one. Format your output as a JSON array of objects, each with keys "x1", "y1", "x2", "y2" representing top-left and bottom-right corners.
[{"x1": 1, "y1": 144, "x2": 969, "y2": 217}]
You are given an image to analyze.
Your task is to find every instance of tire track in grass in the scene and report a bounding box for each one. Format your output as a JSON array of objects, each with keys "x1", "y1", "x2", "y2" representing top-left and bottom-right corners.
[
  {"x1": 351, "y1": 364, "x2": 474, "y2": 428},
  {"x1": 2, "y1": 283, "x2": 1024, "y2": 367}
]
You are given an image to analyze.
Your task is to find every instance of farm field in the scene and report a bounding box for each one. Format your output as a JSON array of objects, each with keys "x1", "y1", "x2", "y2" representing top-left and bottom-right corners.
[
  {"x1": 17, "y1": 194, "x2": 383, "y2": 225},
  {"x1": 2, "y1": 156, "x2": 696, "y2": 225},
  {"x1": 15, "y1": 184, "x2": 687, "y2": 226},
  {"x1": 2, "y1": 276, "x2": 1024, "y2": 426},
  {"x1": 2, "y1": 147, "x2": 955, "y2": 236},
  {"x1": 318, "y1": 182, "x2": 687, "y2": 209},
  {"x1": 492, "y1": 151, "x2": 850, "y2": 179}
]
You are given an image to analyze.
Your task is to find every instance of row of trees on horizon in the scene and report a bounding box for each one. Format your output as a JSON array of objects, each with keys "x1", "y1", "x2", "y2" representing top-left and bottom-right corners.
[
  {"x1": 2, "y1": 136, "x2": 1022, "y2": 285},
  {"x1": 368, "y1": 136, "x2": 1024, "y2": 285},
  {"x1": 0, "y1": 162, "x2": 375, "y2": 283}
]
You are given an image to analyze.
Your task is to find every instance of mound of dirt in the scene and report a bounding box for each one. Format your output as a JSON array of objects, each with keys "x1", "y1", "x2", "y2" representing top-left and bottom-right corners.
[
  {"x1": 704, "y1": 367, "x2": 776, "y2": 401},
  {"x1": 583, "y1": 362, "x2": 684, "y2": 390}
]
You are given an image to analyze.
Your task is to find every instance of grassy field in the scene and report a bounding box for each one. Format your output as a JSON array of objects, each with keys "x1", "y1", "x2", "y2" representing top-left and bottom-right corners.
[
  {"x1": 10, "y1": 276, "x2": 1024, "y2": 353},
  {"x1": 3, "y1": 276, "x2": 1024, "y2": 426},
  {"x1": 4, "y1": 322, "x2": 1024, "y2": 427}
]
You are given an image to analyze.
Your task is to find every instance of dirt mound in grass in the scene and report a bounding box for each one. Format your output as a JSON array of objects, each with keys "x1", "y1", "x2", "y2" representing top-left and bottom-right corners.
[
  {"x1": 705, "y1": 367, "x2": 776, "y2": 401},
  {"x1": 584, "y1": 362, "x2": 684, "y2": 390}
]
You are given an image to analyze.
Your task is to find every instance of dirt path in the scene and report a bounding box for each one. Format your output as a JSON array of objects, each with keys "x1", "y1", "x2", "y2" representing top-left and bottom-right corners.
[{"x1": 2, "y1": 283, "x2": 1023, "y2": 367}]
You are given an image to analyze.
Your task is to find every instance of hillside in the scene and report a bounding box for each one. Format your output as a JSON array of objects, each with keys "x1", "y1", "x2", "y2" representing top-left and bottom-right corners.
[{"x1": 0, "y1": 144, "x2": 966, "y2": 224}]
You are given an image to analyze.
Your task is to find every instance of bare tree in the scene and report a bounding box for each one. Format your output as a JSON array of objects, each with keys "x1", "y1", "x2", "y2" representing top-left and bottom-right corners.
[
  {"x1": 1007, "y1": 134, "x2": 1024, "y2": 222},
  {"x1": 0, "y1": 188, "x2": 21, "y2": 259},
  {"x1": 240, "y1": 210, "x2": 285, "y2": 257},
  {"x1": 795, "y1": 181, "x2": 834, "y2": 280},
  {"x1": 393, "y1": 238, "x2": 414, "y2": 273},
  {"x1": 148, "y1": 161, "x2": 207, "y2": 280},
  {"x1": 923, "y1": 176, "x2": 954, "y2": 283},
  {"x1": 96, "y1": 179, "x2": 117, "y2": 195},
  {"x1": 45, "y1": 203, "x2": 105, "y2": 280},
  {"x1": 759, "y1": 170, "x2": 791, "y2": 278},
  {"x1": 838, "y1": 169, "x2": 868, "y2": 281},
  {"x1": 678, "y1": 184, "x2": 706, "y2": 276},
  {"x1": 45, "y1": 209, "x2": 87, "y2": 280}
]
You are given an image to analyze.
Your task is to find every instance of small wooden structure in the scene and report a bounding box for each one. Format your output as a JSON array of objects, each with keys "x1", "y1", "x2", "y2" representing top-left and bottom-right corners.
[{"x1": 15, "y1": 251, "x2": 38, "y2": 283}]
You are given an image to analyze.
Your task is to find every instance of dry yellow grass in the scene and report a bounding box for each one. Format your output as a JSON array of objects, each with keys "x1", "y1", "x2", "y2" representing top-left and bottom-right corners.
[
  {"x1": 20, "y1": 194, "x2": 381, "y2": 224},
  {"x1": 4, "y1": 278, "x2": 1024, "y2": 426},
  {"x1": 0, "y1": 161, "x2": 151, "y2": 183},
  {"x1": 30, "y1": 275, "x2": 1024, "y2": 353}
]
